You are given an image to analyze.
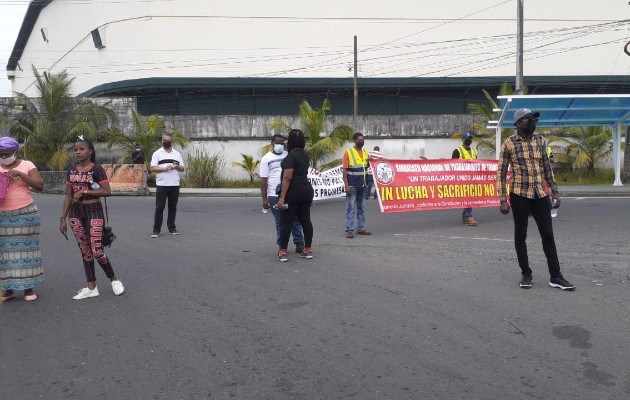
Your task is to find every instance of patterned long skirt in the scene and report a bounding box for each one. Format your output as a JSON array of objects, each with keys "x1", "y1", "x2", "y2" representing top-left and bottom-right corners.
[{"x1": 0, "y1": 203, "x2": 44, "y2": 291}]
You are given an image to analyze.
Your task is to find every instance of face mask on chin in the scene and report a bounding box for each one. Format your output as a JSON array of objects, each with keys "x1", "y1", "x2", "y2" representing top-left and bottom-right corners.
[{"x1": 0, "y1": 154, "x2": 16, "y2": 166}]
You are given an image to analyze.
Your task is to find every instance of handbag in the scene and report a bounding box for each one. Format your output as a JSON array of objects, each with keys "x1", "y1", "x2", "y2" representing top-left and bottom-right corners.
[
  {"x1": 102, "y1": 197, "x2": 116, "y2": 247},
  {"x1": 0, "y1": 173, "x2": 10, "y2": 202}
]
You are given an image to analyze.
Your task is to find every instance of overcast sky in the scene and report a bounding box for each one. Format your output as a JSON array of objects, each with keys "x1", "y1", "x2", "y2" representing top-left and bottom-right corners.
[{"x1": 0, "y1": 4, "x2": 28, "y2": 97}]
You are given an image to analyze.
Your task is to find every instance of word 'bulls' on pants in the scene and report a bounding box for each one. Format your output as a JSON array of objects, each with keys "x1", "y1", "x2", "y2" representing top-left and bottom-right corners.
[{"x1": 69, "y1": 203, "x2": 116, "y2": 282}]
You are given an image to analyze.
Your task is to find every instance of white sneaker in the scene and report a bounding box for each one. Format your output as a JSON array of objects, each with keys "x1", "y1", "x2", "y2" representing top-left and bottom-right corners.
[
  {"x1": 73, "y1": 287, "x2": 99, "y2": 300},
  {"x1": 111, "y1": 280, "x2": 125, "y2": 296}
]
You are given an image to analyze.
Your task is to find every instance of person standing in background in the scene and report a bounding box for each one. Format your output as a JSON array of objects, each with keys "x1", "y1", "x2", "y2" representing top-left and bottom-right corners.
[
  {"x1": 0, "y1": 137, "x2": 44, "y2": 303},
  {"x1": 365, "y1": 146, "x2": 384, "y2": 200},
  {"x1": 452, "y1": 132, "x2": 478, "y2": 226},
  {"x1": 276, "y1": 129, "x2": 314, "y2": 262},
  {"x1": 260, "y1": 133, "x2": 305, "y2": 254},
  {"x1": 343, "y1": 132, "x2": 372, "y2": 238},
  {"x1": 150, "y1": 133, "x2": 185, "y2": 238}
]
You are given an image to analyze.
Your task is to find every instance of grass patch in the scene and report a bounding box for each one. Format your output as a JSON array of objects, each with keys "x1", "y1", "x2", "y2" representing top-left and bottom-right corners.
[
  {"x1": 214, "y1": 179, "x2": 260, "y2": 188},
  {"x1": 554, "y1": 168, "x2": 615, "y2": 185}
]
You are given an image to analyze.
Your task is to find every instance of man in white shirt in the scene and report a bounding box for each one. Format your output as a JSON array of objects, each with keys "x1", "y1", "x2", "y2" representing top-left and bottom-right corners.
[
  {"x1": 150, "y1": 133, "x2": 185, "y2": 238},
  {"x1": 260, "y1": 134, "x2": 304, "y2": 253}
]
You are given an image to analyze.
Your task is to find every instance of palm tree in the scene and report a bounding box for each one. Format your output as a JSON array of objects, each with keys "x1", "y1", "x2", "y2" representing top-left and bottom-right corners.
[
  {"x1": 106, "y1": 109, "x2": 187, "y2": 170},
  {"x1": 466, "y1": 84, "x2": 528, "y2": 156},
  {"x1": 3, "y1": 67, "x2": 118, "y2": 170},
  {"x1": 565, "y1": 126, "x2": 613, "y2": 177},
  {"x1": 231, "y1": 153, "x2": 260, "y2": 183},
  {"x1": 268, "y1": 99, "x2": 354, "y2": 170}
]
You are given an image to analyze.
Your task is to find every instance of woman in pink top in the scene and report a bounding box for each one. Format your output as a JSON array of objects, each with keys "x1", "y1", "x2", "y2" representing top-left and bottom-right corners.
[{"x1": 0, "y1": 137, "x2": 44, "y2": 303}]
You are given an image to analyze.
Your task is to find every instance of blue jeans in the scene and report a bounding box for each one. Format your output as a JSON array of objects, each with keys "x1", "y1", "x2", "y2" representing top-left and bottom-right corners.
[
  {"x1": 462, "y1": 208, "x2": 473, "y2": 219},
  {"x1": 269, "y1": 196, "x2": 304, "y2": 247},
  {"x1": 346, "y1": 186, "x2": 367, "y2": 232}
]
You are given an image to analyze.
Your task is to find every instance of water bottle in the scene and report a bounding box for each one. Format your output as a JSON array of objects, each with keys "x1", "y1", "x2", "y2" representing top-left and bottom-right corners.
[
  {"x1": 550, "y1": 198, "x2": 558, "y2": 218},
  {"x1": 90, "y1": 181, "x2": 100, "y2": 190},
  {"x1": 273, "y1": 204, "x2": 288, "y2": 210}
]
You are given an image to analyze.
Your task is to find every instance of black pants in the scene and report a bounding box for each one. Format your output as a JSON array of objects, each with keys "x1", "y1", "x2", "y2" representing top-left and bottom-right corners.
[
  {"x1": 510, "y1": 193, "x2": 561, "y2": 278},
  {"x1": 280, "y1": 184, "x2": 314, "y2": 249},
  {"x1": 154, "y1": 185, "x2": 180, "y2": 233}
]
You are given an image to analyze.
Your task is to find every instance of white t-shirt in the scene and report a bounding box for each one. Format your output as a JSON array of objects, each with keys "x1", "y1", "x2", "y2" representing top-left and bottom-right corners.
[
  {"x1": 259, "y1": 150, "x2": 287, "y2": 197},
  {"x1": 151, "y1": 147, "x2": 185, "y2": 186}
]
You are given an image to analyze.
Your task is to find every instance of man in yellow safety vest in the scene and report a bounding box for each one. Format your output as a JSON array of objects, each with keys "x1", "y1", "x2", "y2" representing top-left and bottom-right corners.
[
  {"x1": 342, "y1": 132, "x2": 372, "y2": 238},
  {"x1": 452, "y1": 132, "x2": 479, "y2": 226}
]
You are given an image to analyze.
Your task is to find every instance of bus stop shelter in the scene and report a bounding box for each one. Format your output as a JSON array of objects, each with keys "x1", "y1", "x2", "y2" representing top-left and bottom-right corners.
[{"x1": 489, "y1": 94, "x2": 629, "y2": 186}]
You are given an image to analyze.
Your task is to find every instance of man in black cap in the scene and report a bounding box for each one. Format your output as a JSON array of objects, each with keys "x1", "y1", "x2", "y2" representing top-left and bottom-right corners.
[
  {"x1": 452, "y1": 132, "x2": 478, "y2": 226},
  {"x1": 497, "y1": 108, "x2": 575, "y2": 290}
]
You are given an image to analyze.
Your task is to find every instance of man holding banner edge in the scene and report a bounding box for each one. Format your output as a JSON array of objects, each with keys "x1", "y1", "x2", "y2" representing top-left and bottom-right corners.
[{"x1": 343, "y1": 132, "x2": 372, "y2": 238}]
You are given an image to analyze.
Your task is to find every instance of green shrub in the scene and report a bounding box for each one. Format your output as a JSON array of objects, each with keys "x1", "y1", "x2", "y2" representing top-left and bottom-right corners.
[
  {"x1": 181, "y1": 149, "x2": 224, "y2": 188},
  {"x1": 555, "y1": 168, "x2": 615, "y2": 185}
]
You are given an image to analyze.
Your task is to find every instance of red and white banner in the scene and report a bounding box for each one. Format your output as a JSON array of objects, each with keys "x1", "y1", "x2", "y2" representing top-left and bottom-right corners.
[{"x1": 372, "y1": 159, "x2": 505, "y2": 213}]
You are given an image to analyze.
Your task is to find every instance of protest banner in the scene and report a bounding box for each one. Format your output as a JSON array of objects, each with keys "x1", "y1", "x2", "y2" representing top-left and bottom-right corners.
[
  {"x1": 308, "y1": 166, "x2": 346, "y2": 200},
  {"x1": 372, "y1": 159, "x2": 507, "y2": 213}
]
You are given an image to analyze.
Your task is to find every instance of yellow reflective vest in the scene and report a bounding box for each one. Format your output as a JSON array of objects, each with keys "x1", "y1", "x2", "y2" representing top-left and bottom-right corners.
[
  {"x1": 457, "y1": 146, "x2": 478, "y2": 160},
  {"x1": 345, "y1": 147, "x2": 370, "y2": 187}
]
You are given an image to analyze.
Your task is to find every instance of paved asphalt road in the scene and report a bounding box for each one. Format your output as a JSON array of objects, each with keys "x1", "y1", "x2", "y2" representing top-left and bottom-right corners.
[{"x1": 1, "y1": 193, "x2": 629, "y2": 400}]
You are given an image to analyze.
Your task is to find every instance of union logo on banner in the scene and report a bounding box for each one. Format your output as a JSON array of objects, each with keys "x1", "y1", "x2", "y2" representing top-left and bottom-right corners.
[{"x1": 374, "y1": 160, "x2": 395, "y2": 185}]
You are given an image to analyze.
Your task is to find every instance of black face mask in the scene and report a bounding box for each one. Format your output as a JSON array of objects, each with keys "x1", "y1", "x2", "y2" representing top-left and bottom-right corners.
[
  {"x1": 523, "y1": 121, "x2": 536, "y2": 135},
  {"x1": 356, "y1": 141, "x2": 365, "y2": 149},
  {"x1": 463, "y1": 139, "x2": 472, "y2": 146},
  {"x1": 163, "y1": 141, "x2": 172, "y2": 149}
]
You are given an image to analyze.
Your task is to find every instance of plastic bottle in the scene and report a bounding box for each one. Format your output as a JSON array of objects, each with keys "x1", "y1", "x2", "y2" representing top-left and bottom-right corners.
[
  {"x1": 273, "y1": 204, "x2": 288, "y2": 210},
  {"x1": 550, "y1": 198, "x2": 558, "y2": 218},
  {"x1": 90, "y1": 181, "x2": 100, "y2": 190}
]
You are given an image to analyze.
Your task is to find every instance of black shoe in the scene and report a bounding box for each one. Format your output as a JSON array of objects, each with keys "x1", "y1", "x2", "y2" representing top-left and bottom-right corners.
[
  {"x1": 549, "y1": 276, "x2": 576, "y2": 291},
  {"x1": 295, "y1": 242, "x2": 305, "y2": 254},
  {"x1": 519, "y1": 274, "x2": 532, "y2": 289},
  {"x1": 169, "y1": 229, "x2": 179, "y2": 235}
]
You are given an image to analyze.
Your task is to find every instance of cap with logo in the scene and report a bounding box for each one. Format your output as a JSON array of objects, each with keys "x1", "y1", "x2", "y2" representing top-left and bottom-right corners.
[{"x1": 462, "y1": 132, "x2": 473, "y2": 140}]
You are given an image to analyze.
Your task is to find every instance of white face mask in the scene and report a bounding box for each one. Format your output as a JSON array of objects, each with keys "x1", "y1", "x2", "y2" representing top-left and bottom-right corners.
[
  {"x1": 0, "y1": 154, "x2": 16, "y2": 166},
  {"x1": 273, "y1": 144, "x2": 285, "y2": 154}
]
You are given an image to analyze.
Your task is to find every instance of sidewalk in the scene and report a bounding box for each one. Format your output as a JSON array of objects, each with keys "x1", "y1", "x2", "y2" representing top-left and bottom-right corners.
[{"x1": 149, "y1": 185, "x2": 630, "y2": 198}]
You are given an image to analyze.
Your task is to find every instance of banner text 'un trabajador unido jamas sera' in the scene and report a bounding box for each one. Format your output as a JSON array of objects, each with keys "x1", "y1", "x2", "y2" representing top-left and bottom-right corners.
[
  {"x1": 372, "y1": 159, "x2": 504, "y2": 213},
  {"x1": 307, "y1": 160, "x2": 508, "y2": 213}
]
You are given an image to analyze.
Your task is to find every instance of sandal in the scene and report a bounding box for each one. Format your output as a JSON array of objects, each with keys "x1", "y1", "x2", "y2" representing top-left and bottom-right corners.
[
  {"x1": 24, "y1": 293, "x2": 38, "y2": 302},
  {"x1": 1, "y1": 292, "x2": 16, "y2": 303}
]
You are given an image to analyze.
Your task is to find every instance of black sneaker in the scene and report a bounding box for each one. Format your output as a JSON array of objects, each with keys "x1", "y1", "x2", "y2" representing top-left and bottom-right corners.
[
  {"x1": 169, "y1": 229, "x2": 179, "y2": 235},
  {"x1": 519, "y1": 274, "x2": 532, "y2": 289},
  {"x1": 549, "y1": 276, "x2": 576, "y2": 291}
]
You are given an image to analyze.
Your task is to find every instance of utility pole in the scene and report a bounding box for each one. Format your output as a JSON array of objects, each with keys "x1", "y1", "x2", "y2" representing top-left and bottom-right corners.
[
  {"x1": 353, "y1": 35, "x2": 358, "y2": 117},
  {"x1": 515, "y1": 0, "x2": 524, "y2": 94}
]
